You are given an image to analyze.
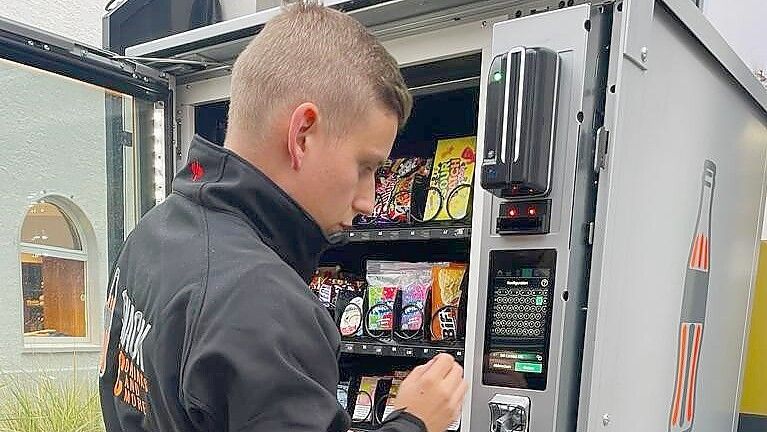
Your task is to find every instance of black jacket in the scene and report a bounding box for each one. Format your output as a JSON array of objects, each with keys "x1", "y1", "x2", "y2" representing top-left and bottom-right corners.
[{"x1": 99, "y1": 135, "x2": 426, "y2": 432}]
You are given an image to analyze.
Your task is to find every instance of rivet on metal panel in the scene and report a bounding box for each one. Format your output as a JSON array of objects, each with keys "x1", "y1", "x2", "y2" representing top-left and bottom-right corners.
[
  {"x1": 27, "y1": 40, "x2": 34, "y2": 46},
  {"x1": 185, "y1": 84, "x2": 192, "y2": 90},
  {"x1": 143, "y1": 76, "x2": 149, "y2": 82},
  {"x1": 602, "y1": 414, "x2": 610, "y2": 426},
  {"x1": 641, "y1": 47, "x2": 649, "y2": 63},
  {"x1": 481, "y1": 20, "x2": 487, "y2": 28},
  {"x1": 132, "y1": 73, "x2": 138, "y2": 79},
  {"x1": 42, "y1": 44, "x2": 50, "y2": 51}
]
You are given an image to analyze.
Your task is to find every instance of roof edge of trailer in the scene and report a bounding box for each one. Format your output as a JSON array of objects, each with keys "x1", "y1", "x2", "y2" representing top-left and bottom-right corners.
[{"x1": 123, "y1": 0, "x2": 767, "y2": 115}]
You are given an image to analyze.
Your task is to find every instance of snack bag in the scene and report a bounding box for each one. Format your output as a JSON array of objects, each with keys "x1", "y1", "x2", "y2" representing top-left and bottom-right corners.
[
  {"x1": 338, "y1": 381, "x2": 350, "y2": 411},
  {"x1": 382, "y1": 371, "x2": 408, "y2": 421},
  {"x1": 430, "y1": 263, "x2": 467, "y2": 341},
  {"x1": 356, "y1": 158, "x2": 431, "y2": 226},
  {"x1": 424, "y1": 137, "x2": 477, "y2": 221},
  {"x1": 366, "y1": 284, "x2": 398, "y2": 332},
  {"x1": 337, "y1": 290, "x2": 364, "y2": 338},
  {"x1": 398, "y1": 269, "x2": 431, "y2": 332},
  {"x1": 353, "y1": 377, "x2": 380, "y2": 422},
  {"x1": 366, "y1": 263, "x2": 401, "y2": 332}
]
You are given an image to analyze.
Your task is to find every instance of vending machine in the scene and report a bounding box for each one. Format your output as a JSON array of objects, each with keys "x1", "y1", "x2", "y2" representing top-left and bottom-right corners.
[
  {"x1": 31, "y1": 0, "x2": 763, "y2": 431},
  {"x1": 462, "y1": 2, "x2": 767, "y2": 432}
]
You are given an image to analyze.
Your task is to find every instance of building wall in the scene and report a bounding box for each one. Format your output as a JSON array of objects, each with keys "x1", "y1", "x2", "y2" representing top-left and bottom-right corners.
[
  {"x1": 0, "y1": 58, "x2": 108, "y2": 374},
  {"x1": 0, "y1": 1, "x2": 108, "y2": 375},
  {"x1": 0, "y1": 0, "x2": 103, "y2": 47}
]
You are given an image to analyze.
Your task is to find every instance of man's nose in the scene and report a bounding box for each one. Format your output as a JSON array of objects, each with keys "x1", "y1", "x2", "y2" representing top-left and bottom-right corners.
[
  {"x1": 353, "y1": 183, "x2": 375, "y2": 216},
  {"x1": 353, "y1": 195, "x2": 375, "y2": 216}
]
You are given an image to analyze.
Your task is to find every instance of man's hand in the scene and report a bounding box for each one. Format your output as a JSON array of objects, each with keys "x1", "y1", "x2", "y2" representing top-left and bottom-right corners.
[{"x1": 393, "y1": 353, "x2": 468, "y2": 432}]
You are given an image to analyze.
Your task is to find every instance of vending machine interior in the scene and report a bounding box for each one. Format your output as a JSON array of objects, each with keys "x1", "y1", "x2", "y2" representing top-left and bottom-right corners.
[{"x1": 109, "y1": 0, "x2": 767, "y2": 431}]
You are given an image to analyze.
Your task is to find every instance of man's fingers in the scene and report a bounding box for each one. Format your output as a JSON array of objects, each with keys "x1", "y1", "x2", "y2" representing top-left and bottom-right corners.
[
  {"x1": 449, "y1": 380, "x2": 469, "y2": 408},
  {"x1": 424, "y1": 353, "x2": 455, "y2": 379},
  {"x1": 444, "y1": 362, "x2": 464, "y2": 389},
  {"x1": 406, "y1": 358, "x2": 434, "y2": 380}
]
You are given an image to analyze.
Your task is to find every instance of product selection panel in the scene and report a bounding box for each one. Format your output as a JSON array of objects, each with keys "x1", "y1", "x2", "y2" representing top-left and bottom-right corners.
[{"x1": 483, "y1": 250, "x2": 556, "y2": 390}]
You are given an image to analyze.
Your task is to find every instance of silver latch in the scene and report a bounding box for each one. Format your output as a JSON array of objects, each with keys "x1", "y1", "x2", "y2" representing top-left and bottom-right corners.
[
  {"x1": 593, "y1": 127, "x2": 610, "y2": 172},
  {"x1": 587, "y1": 221, "x2": 595, "y2": 245}
]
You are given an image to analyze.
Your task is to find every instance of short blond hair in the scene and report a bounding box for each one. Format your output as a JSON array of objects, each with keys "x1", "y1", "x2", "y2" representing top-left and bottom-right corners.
[{"x1": 228, "y1": 0, "x2": 412, "y2": 140}]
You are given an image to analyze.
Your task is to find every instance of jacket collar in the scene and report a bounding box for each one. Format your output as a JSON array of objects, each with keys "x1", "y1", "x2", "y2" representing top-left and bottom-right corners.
[{"x1": 172, "y1": 135, "x2": 333, "y2": 283}]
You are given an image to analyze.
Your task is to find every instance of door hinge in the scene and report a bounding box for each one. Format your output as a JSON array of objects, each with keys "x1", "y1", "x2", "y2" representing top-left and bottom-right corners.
[{"x1": 593, "y1": 126, "x2": 609, "y2": 172}]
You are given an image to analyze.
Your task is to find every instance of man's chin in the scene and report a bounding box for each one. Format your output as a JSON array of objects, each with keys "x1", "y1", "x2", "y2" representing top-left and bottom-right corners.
[{"x1": 325, "y1": 224, "x2": 351, "y2": 236}]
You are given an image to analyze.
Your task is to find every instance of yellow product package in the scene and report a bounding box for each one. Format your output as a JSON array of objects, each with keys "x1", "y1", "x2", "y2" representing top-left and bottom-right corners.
[{"x1": 424, "y1": 137, "x2": 477, "y2": 221}]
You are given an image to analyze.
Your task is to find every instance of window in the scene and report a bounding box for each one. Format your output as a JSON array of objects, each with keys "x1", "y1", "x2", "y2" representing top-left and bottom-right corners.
[{"x1": 20, "y1": 201, "x2": 88, "y2": 339}]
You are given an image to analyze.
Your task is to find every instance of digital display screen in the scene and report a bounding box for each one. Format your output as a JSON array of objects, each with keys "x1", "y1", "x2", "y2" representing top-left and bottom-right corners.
[{"x1": 483, "y1": 250, "x2": 556, "y2": 390}]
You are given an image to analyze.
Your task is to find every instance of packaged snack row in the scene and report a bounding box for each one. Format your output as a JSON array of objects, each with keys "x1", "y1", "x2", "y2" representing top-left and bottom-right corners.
[
  {"x1": 338, "y1": 371, "x2": 461, "y2": 431},
  {"x1": 354, "y1": 136, "x2": 477, "y2": 227},
  {"x1": 309, "y1": 261, "x2": 469, "y2": 343}
]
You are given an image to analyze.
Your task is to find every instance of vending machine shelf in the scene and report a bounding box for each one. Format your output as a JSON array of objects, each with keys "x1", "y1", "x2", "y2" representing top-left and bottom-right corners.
[
  {"x1": 341, "y1": 340, "x2": 465, "y2": 361},
  {"x1": 341, "y1": 225, "x2": 471, "y2": 243}
]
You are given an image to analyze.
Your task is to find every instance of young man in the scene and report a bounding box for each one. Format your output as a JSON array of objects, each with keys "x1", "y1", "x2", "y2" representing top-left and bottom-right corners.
[{"x1": 98, "y1": 1, "x2": 467, "y2": 431}]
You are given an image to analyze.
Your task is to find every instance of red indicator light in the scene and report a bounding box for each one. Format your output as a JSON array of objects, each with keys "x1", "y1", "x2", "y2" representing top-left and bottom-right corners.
[
  {"x1": 509, "y1": 207, "x2": 518, "y2": 217},
  {"x1": 528, "y1": 207, "x2": 537, "y2": 216}
]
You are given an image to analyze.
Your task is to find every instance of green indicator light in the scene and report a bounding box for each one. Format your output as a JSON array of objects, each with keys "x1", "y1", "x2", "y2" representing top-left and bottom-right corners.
[
  {"x1": 515, "y1": 362, "x2": 543, "y2": 373},
  {"x1": 492, "y1": 71, "x2": 503, "y2": 82},
  {"x1": 536, "y1": 296, "x2": 544, "y2": 306}
]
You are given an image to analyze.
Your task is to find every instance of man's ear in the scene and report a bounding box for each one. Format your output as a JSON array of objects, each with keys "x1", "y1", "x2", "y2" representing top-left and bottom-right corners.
[{"x1": 287, "y1": 102, "x2": 319, "y2": 171}]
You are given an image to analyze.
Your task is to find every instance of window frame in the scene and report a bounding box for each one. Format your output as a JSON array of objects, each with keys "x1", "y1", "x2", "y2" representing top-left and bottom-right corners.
[{"x1": 18, "y1": 197, "x2": 101, "y2": 352}]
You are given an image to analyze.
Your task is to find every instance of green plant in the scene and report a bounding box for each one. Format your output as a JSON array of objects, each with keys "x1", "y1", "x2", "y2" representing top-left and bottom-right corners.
[{"x1": 0, "y1": 373, "x2": 104, "y2": 432}]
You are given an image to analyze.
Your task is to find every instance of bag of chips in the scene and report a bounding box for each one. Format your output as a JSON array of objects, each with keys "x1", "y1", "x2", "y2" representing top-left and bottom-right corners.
[
  {"x1": 356, "y1": 158, "x2": 431, "y2": 226},
  {"x1": 430, "y1": 263, "x2": 468, "y2": 341}
]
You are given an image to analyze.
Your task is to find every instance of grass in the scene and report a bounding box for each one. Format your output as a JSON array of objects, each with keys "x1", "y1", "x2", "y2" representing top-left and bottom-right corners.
[{"x1": 0, "y1": 373, "x2": 104, "y2": 432}]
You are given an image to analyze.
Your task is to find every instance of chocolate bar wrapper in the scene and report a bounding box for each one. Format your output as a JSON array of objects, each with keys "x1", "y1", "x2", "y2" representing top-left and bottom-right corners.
[{"x1": 317, "y1": 277, "x2": 361, "y2": 309}]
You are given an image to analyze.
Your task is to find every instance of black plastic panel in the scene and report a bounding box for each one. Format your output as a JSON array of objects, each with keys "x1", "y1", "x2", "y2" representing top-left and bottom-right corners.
[{"x1": 483, "y1": 249, "x2": 556, "y2": 390}]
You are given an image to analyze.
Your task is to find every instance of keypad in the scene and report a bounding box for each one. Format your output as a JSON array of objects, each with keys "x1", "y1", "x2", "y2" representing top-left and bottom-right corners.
[{"x1": 490, "y1": 286, "x2": 549, "y2": 339}]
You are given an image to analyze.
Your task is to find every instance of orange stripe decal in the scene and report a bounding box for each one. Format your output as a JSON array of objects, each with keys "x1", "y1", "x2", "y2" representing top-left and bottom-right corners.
[
  {"x1": 686, "y1": 324, "x2": 703, "y2": 423},
  {"x1": 672, "y1": 324, "x2": 689, "y2": 425}
]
